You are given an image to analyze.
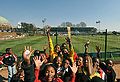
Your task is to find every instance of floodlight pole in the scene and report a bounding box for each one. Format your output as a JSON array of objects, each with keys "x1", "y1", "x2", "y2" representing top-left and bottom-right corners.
[
  {"x1": 42, "y1": 18, "x2": 46, "y2": 34},
  {"x1": 98, "y1": 22, "x2": 100, "y2": 32},
  {"x1": 105, "y1": 29, "x2": 107, "y2": 61},
  {"x1": 96, "y1": 20, "x2": 100, "y2": 32}
]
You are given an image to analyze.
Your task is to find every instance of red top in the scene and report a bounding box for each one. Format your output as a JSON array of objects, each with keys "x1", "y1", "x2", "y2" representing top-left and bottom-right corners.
[
  {"x1": 2, "y1": 53, "x2": 17, "y2": 66},
  {"x1": 0, "y1": 56, "x2": 3, "y2": 64},
  {"x1": 3, "y1": 53, "x2": 17, "y2": 61}
]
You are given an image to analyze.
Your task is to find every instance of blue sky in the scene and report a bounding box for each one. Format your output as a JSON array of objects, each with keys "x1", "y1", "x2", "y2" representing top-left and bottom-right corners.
[{"x1": 0, "y1": 0, "x2": 120, "y2": 31}]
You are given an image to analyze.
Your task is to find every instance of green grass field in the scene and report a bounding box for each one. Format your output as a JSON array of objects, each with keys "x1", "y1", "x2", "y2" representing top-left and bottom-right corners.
[{"x1": 0, "y1": 35, "x2": 120, "y2": 59}]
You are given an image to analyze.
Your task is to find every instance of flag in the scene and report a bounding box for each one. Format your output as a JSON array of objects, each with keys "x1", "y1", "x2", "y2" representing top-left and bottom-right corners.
[{"x1": 67, "y1": 27, "x2": 71, "y2": 39}]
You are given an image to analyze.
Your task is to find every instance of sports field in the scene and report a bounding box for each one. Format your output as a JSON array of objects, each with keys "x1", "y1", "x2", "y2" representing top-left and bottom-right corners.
[{"x1": 0, "y1": 35, "x2": 120, "y2": 58}]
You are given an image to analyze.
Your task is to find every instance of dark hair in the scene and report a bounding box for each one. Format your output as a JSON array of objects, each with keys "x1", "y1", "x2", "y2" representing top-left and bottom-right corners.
[
  {"x1": 34, "y1": 50, "x2": 40, "y2": 56},
  {"x1": 54, "y1": 44, "x2": 60, "y2": 49},
  {"x1": 92, "y1": 57, "x2": 100, "y2": 63},
  {"x1": 106, "y1": 59, "x2": 113, "y2": 66},
  {"x1": 63, "y1": 57, "x2": 72, "y2": 66},
  {"x1": 62, "y1": 48, "x2": 69, "y2": 52},
  {"x1": 54, "y1": 44, "x2": 60, "y2": 52},
  {"x1": 43, "y1": 63, "x2": 57, "y2": 77},
  {"x1": 61, "y1": 43, "x2": 67, "y2": 50},
  {"x1": 39, "y1": 51, "x2": 46, "y2": 55},
  {"x1": 6, "y1": 48, "x2": 11, "y2": 53},
  {"x1": 34, "y1": 50, "x2": 46, "y2": 57},
  {"x1": 53, "y1": 56, "x2": 62, "y2": 62},
  {"x1": 53, "y1": 56, "x2": 62, "y2": 68}
]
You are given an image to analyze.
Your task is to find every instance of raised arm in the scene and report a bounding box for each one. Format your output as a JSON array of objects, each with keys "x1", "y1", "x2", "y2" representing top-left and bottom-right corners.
[
  {"x1": 69, "y1": 62, "x2": 78, "y2": 82},
  {"x1": 66, "y1": 37, "x2": 74, "y2": 63},
  {"x1": 33, "y1": 56, "x2": 44, "y2": 82},
  {"x1": 96, "y1": 46, "x2": 101, "y2": 58},
  {"x1": 21, "y1": 46, "x2": 35, "y2": 82},
  {"x1": 46, "y1": 26, "x2": 56, "y2": 61},
  {"x1": 84, "y1": 40, "x2": 90, "y2": 54},
  {"x1": 66, "y1": 27, "x2": 74, "y2": 62},
  {"x1": 22, "y1": 46, "x2": 34, "y2": 65}
]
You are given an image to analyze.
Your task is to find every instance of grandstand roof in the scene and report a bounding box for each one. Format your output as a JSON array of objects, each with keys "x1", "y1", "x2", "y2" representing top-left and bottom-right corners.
[
  {"x1": 0, "y1": 16, "x2": 10, "y2": 23},
  {"x1": 0, "y1": 16, "x2": 12, "y2": 29}
]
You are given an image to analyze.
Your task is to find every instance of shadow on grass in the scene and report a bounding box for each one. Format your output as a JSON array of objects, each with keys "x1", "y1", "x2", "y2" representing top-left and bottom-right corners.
[{"x1": 110, "y1": 47, "x2": 120, "y2": 50}]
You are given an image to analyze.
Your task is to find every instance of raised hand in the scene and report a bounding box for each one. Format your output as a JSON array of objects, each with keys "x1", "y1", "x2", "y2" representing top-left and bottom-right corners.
[
  {"x1": 69, "y1": 62, "x2": 78, "y2": 74},
  {"x1": 46, "y1": 25, "x2": 51, "y2": 35},
  {"x1": 85, "y1": 40, "x2": 90, "y2": 48},
  {"x1": 22, "y1": 46, "x2": 34, "y2": 64},
  {"x1": 96, "y1": 46, "x2": 101, "y2": 52},
  {"x1": 96, "y1": 46, "x2": 101, "y2": 58},
  {"x1": 65, "y1": 37, "x2": 71, "y2": 44},
  {"x1": 33, "y1": 56, "x2": 45, "y2": 69}
]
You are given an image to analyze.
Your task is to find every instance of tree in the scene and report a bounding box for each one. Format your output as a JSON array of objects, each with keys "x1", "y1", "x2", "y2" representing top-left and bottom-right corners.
[
  {"x1": 112, "y1": 31, "x2": 117, "y2": 35},
  {"x1": 60, "y1": 22, "x2": 66, "y2": 27},
  {"x1": 66, "y1": 22, "x2": 72, "y2": 27},
  {"x1": 80, "y1": 22, "x2": 87, "y2": 27},
  {"x1": 72, "y1": 24, "x2": 76, "y2": 27},
  {"x1": 20, "y1": 22, "x2": 37, "y2": 35},
  {"x1": 76, "y1": 24, "x2": 80, "y2": 27},
  {"x1": 60, "y1": 22, "x2": 72, "y2": 27}
]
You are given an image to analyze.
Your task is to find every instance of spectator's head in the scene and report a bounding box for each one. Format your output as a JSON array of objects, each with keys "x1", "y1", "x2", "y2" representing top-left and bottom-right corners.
[
  {"x1": 77, "y1": 56, "x2": 83, "y2": 67},
  {"x1": 54, "y1": 44, "x2": 61, "y2": 53},
  {"x1": 34, "y1": 50, "x2": 40, "y2": 57},
  {"x1": 40, "y1": 51, "x2": 47, "y2": 62},
  {"x1": 34, "y1": 50, "x2": 46, "y2": 61},
  {"x1": 83, "y1": 55, "x2": 92, "y2": 67},
  {"x1": 53, "y1": 56, "x2": 62, "y2": 68},
  {"x1": 44, "y1": 64, "x2": 57, "y2": 82},
  {"x1": 62, "y1": 48, "x2": 69, "y2": 54},
  {"x1": 6, "y1": 48, "x2": 12, "y2": 54},
  {"x1": 63, "y1": 58, "x2": 72, "y2": 69},
  {"x1": 62, "y1": 48, "x2": 69, "y2": 59},
  {"x1": 61, "y1": 43, "x2": 67, "y2": 50},
  {"x1": 92, "y1": 57, "x2": 100, "y2": 69},
  {"x1": 106, "y1": 59, "x2": 114, "y2": 67},
  {"x1": 99, "y1": 61, "x2": 106, "y2": 71}
]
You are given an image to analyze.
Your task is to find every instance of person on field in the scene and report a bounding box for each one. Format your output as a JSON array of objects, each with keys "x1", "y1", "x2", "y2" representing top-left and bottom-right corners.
[{"x1": 2, "y1": 48, "x2": 17, "y2": 82}]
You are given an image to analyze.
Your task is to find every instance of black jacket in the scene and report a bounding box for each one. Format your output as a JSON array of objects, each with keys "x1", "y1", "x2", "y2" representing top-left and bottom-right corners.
[{"x1": 21, "y1": 61, "x2": 35, "y2": 82}]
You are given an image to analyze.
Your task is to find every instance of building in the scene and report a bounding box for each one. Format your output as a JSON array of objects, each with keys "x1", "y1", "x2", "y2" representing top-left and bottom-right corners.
[
  {"x1": 0, "y1": 16, "x2": 13, "y2": 32},
  {"x1": 49, "y1": 26, "x2": 97, "y2": 35}
]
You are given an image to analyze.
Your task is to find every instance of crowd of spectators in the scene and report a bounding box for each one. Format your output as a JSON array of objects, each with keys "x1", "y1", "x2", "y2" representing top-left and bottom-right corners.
[{"x1": 0, "y1": 27, "x2": 116, "y2": 82}]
